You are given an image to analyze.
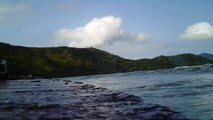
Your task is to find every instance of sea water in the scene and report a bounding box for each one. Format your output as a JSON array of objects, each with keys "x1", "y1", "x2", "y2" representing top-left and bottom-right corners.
[{"x1": 67, "y1": 64, "x2": 213, "y2": 120}]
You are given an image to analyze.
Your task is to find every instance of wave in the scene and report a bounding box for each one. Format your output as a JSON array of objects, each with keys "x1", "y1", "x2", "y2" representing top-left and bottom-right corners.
[
  {"x1": 171, "y1": 64, "x2": 213, "y2": 73},
  {"x1": 0, "y1": 79, "x2": 189, "y2": 120}
]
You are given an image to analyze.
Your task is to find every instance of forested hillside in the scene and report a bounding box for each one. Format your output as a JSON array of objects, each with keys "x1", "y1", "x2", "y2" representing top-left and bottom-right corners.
[{"x1": 1, "y1": 42, "x2": 212, "y2": 78}]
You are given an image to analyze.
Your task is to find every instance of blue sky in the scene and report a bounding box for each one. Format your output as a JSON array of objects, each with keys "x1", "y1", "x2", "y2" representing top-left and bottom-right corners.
[{"x1": 0, "y1": 0, "x2": 213, "y2": 59}]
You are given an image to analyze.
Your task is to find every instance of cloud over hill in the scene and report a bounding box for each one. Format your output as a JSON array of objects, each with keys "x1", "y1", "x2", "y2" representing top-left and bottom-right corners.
[
  {"x1": 56, "y1": 16, "x2": 149, "y2": 48},
  {"x1": 180, "y1": 22, "x2": 213, "y2": 40}
]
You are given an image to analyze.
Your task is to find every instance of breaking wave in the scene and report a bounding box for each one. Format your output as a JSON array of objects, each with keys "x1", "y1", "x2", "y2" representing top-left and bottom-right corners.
[{"x1": 171, "y1": 64, "x2": 213, "y2": 73}]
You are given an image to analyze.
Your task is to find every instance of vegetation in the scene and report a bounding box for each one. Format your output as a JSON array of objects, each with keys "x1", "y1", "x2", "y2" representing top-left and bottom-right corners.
[
  {"x1": 199, "y1": 53, "x2": 213, "y2": 60},
  {"x1": 0, "y1": 42, "x2": 212, "y2": 78}
]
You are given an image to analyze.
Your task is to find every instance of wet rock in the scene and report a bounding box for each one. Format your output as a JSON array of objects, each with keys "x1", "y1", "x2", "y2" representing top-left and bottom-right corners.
[
  {"x1": 80, "y1": 84, "x2": 96, "y2": 90},
  {"x1": 74, "y1": 81, "x2": 83, "y2": 85},
  {"x1": 30, "y1": 80, "x2": 41, "y2": 82},
  {"x1": 63, "y1": 80, "x2": 72, "y2": 85}
]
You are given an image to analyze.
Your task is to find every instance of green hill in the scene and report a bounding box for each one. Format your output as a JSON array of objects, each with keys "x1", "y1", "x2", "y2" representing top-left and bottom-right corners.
[
  {"x1": 0, "y1": 42, "x2": 212, "y2": 78},
  {"x1": 199, "y1": 53, "x2": 213, "y2": 60}
]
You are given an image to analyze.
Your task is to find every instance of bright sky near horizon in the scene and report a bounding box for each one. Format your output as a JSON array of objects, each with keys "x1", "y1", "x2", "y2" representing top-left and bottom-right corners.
[{"x1": 0, "y1": 0, "x2": 213, "y2": 59}]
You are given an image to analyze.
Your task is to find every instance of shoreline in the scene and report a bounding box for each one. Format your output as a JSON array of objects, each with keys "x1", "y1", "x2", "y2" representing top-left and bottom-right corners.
[{"x1": 0, "y1": 73, "x2": 39, "y2": 80}]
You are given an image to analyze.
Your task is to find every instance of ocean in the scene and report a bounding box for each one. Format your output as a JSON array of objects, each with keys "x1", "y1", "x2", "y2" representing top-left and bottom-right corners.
[
  {"x1": 66, "y1": 64, "x2": 213, "y2": 120},
  {"x1": 0, "y1": 64, "x2": 212, "y2": 119}
]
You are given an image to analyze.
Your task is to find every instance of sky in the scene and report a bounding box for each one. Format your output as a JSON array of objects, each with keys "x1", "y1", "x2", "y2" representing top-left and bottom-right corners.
[{"x1": 0, "y1": 0, "x2": 213, "y2": 59}]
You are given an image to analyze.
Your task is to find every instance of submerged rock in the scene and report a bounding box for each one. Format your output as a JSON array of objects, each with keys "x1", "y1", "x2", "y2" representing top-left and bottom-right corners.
[{"x1": 0, "y1": 79, "x2": 189, "y2": 120}]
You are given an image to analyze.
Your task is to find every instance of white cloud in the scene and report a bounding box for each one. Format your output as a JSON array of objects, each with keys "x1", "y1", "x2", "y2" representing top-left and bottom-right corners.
[
  {"x1": 180, "y1": 22, "x2": 213, "y2": 40},
  {"x1": 56, "y1": 16, "x2": 149, "y2": 48}
]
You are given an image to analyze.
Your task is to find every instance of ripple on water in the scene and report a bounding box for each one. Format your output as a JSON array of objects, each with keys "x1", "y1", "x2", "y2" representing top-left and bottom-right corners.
[{"x1": 0, "y1": 79, "x2": 189, "y2": 120}]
